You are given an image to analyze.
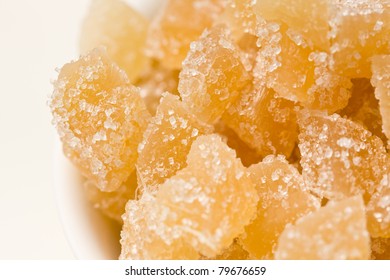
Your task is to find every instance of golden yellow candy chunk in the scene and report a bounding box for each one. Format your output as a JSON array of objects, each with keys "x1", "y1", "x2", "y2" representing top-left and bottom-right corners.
[
  {"x1": 136, "y1": 93, "x2": 213, "y2": 192},
  {"x1": 84, "y1": 171, "x2": 137, "y2": 223},
  {"x1": 178, "y1": 25, "x2": 251, "y2": 124},
  {"x1": 50, "y1": 48, "x2": 150, "y2": 191},
  {"x1": 298, "y1": 110, "x2": 388, "y2": 201},
  {"x1": 241, "y1": 155, "x2": 320, "y2": 259},
  {"x1": 146, "y1": 0, "x2": 224, "y2": 69},
  {"x1": 120, "y1": 195, "x2": 199, "y2": 260},
  {"x1": 222, "y1": 86, "x2": 298, "y2": 158},
  {"x1": 254, "y1": 21, "x2": 352, "y2": 113},
  {"x1": 367, "y1": 175, "x2": 390, "y2": 238},
  {"x1": 152, "y1": 134, "x2": 258, "y2": 257},
  {"x1": 215, "y1": 241, "x2": 250, "y2": 260},
  {"x1": 80, "y1": 0, "x2": 149, "y2": 82},
  {"x1": 371, "y1": 238, "x2": 390, "y2": 260},
  {"x1": 135, "y1": 62, "x2": 179, "y2": 116},
  {"x1": 329, "y1": 0, "x2": 390, "y2": 78},
  {"x1": 254, "y1": 0, "x2": 330, "y2": 51},
  {"x1": 275, "y1": 196, "x2": 370, "y2": 260},
  {"x1": 371, "y1": 55, "x2": 390, "y2": 145},
  {"x1": 338, "y1": 78, "x2": 386, "y2": 144}
]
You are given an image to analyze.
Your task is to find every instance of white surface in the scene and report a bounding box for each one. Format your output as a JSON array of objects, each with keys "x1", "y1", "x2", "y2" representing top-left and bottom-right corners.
[{"x1": 0, "y1": 0, "x2": 90, "y2": 259}]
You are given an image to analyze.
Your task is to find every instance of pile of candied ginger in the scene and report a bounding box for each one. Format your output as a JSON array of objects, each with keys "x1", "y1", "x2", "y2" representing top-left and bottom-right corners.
[{"x1": 50, "y1": 0, "x2": 390, "y2": 259}]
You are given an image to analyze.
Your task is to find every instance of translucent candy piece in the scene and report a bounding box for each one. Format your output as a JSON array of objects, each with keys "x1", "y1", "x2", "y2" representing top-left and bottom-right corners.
[
  {"x1": 254, "y1": 22, "x2": 352, "y2": 113},
  {"x1": 241, "y1": 155, "x2": 320, "y2": 259},
  {"x1": 222, "y1": 85, "x2": 298, "y2": 158},
  {"x1": 120, "y1": 195, "x2": 199, "y2": 260},
  {"x1": 50, "y1": 48, "x2": 151, "y2": 191},
  {"x1": 152, "y1": 134, "x2": 258, "y2": 258},
  {"x1": 135, "y1": 61, "x2": 180, "y2": 115},
  {"x1": 371, "y1": 55, "x2": 390, "y2": 145},
  {"x1": 329, "y1": 0, "x2": 390, "y2": 77},
  {"x1": 136, "y1": 93, "x2": 213, "y2": 192},
  {"x1": 80, "y1": 0, "x2": 149, "y2": 82},
  {"x1": 84, "y1": 171, "x2": 137, "y2": 223},
  {"x1": 254, "y1": 0, "x2": 330, "y2": 50},
  {"x1": 298, "y1": 110, "x2": 388, "y2": 201},
  {"x1": 214, "y1": 121, "x2": 262, "y2": 167},
  {"x1": 275, "y1": 196, "x2": 370, "y2": 260},
  {"x1": 146, "y1": 0, "x2": 224, "y2": 69},
  {"x1": 338, "y1": 78, "x2": 387, "y2": 144},
  {"x1": 367, "y1": 174, "x2": 390, "y2": 238},
  {"x1": 178, "y1": 25, "x2": 252, "y2": 124},
  {"x1": 371, "y1": 238, "x2": 390, "y2": 260},
  {"x1": 214, "y1": 241, "x2": 250, "y2": 260}
]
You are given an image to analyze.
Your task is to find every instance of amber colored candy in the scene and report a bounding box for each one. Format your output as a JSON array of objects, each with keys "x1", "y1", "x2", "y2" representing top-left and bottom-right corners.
[
  {"x1": 215, "y1": 240, "x2": 250, "y2": 260},
  {"x1": 254, "y1": 21, "x2": 352, "y2": 113},
  {"x1": 80, "y1": 0, "x2": 149, "y2": 82},
  {"x1": 152, "y1": 134, "x2": 258, "y2": 258},
  {"x1": 367, "y1": 174, "x2": 390, "y2": 238},
  {"x1": 241, "y1": 155, "x2": 320, "y2": 259},
  {"x1": 222, "y1": 85, "x2": 298, "y2": 158},
  {"x1": 338, "y1": 78, "x2": 386, "y2": 144},
  {"x1": 298, "y1": 110, "x2": 388, "y2": 201},
  {"x1": 84, "y1": 171, "x2": 138, "y2": 223},
  {"x1": 135, "y1": 61, "x2": 180, "y2": 115},
  {"x1": 178, "y1": 24, "x2": 252, "y2": 124},
  {"x1": 329, "y1": 0, "x2": 390, "y2": 78},
  {"x1": 136, "y1": 93, "x2": 213, "y2": 192},
  {"x1": 371, "y1": 55, "x2": 390, "y2": 145},
  {"x1": 371, "y1": 238, "x2": 390, "y2": 260},
  {"x1": 146, "y1": 0, "x2": 224, "y2": 69},
  {"x1": 119, "y1": 195, "x2": 199, "y2": 260},
  {"x1": 254, "y1": 0, "x2": 330, "y2": 51},
  {"x1": 50, "y1": 48, "x2": 151, "y2": 191},
  {"x1": 275, "y1": 196, "x2": 370, "y2": 260}
]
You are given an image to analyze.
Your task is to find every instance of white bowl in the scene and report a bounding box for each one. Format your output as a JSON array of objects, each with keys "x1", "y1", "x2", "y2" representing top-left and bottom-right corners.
[{"x1": 53, "y1": 0, "x2": 165, "y2": 260}]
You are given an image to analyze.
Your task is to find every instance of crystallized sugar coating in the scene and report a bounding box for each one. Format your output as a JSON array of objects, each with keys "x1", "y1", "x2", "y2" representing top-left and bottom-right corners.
[
  {"x1": 338, "y1": 78, "x2": 387, "y2": 144},
  {"x1": 329, "y1": 0, "x2": 390, "y2": 77},
  {"x1": 80, "y1": 0, "x2": 149, "y2": 82},
  {"x1": 275, "y1": 196, "x2": 370, "y2": 260},
  {"x1": 146, "y1": 0, "x2": 225, "y2": 69},
  {"x1": 222, "y1": 85, "x2": 298, "y2": 158},
  {"x1": 50, "y1": 48, "x2": 151, "y2": 191},
  {"x1": 178, "y1": 25, "x2": 252, "y2": 124},
  {"x1": 84, "y1": 171, "x2": 138, "y2": 223},
  {"x1": 371, "y1": 55, "x2": 390, "y2": 145},
  {"x1": 120, "y1": 195, "x2": 199, "y2": 260},
  {"x1": 298, "y1": 110, "x2": 388, "y2": 201},
  {"x1": 136, "y1": 93, "x2": 213, "y2": 192},
  {"x1": 241, "y1": 155, "x2": 320, "y2": 259},
  {"x1": 150, "y1": 134, "x2": 258, "y2": 258}
]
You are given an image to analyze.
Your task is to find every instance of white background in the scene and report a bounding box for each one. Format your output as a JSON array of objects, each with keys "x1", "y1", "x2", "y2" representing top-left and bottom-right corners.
[{"x1": 0, "y1": 0, "x2": 92, "y2": 259}]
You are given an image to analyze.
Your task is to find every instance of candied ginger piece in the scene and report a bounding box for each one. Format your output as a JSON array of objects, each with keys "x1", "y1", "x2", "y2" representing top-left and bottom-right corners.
[
  {"x1": 50, "y1": 48, "x2": 151, "y2": 191},
  {"x1": 240, "y1": 155, "x2": 320, "y2": 259},
  {"x1": 146, "y1": 0, "x2": 224, "y2": 69},
  {"x1": 80, "y1": 0, "x2": 149, "y2": 82},
  {"x1": 254, "y1": 21, "x2": 352, "y2": 113},
  {"x1": 338, "y1": 78, "x2": 386, "y2": 144},
  {"x1": 254, "y1": 0, "x2": 330, "y2": 51},
  {"x1": 84, "y1": 171, "x2": 137, "y2": 223},
  {"x1": 367, "y1": 174, "x2": 390, "y2": 238},
  {"x1": 298, "y1": 110, "x2": 388, "y2": 201},
  {"x1": 371, "y1": 55, "x2": 390, "y2": 145},
  {"x1": 222, "y1": 85, "x2": 298, "y2": 158},
  {"x1": 135, "y1": 61, "x2": 180, "y2": 115},
  {"x1": 275, "y1": 196, "x2": 370, "y2": 260},
  {"x1": 214, "y1": 240, "x2": 250, "y2": 260},
  {"x1": 136, "y1": 93, "x2": 213, "y2": 192},
  {"x1": 152, "y1": 134, "x2": 258, "y2": 257},
  {"x1": 120, "y1": 195, "x2": 198, "y2": 260},
  {"x1": 329, "y1": 0, "x2": 390, "y2": 77},
  {"x1": 371, "y1": 238, "x2": 390, "y2": 260},
  {"x1": 178, "y1": 25, "x2": 252, "y2": 124}
]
